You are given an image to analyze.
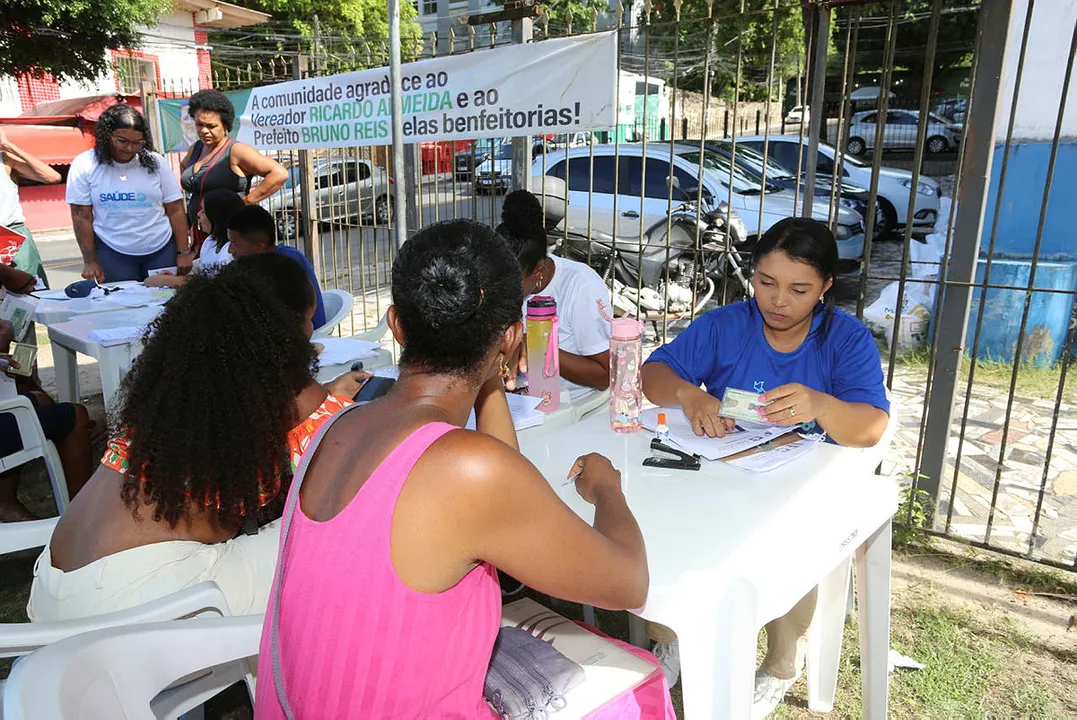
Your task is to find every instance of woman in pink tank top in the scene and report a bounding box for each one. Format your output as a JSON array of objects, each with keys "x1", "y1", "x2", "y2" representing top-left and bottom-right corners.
[{"x1": 257, "y1": 220, "x2": 672, "y2": 719}]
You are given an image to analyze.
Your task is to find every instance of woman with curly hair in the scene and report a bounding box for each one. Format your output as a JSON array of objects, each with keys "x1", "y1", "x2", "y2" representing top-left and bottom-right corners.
[
  {"x1": 67, "y1": 104, "x2": 191, "y2": 282},
  {"x1": 180, "y1": 89, "x2": 287, "y2": 250},
  {"x1": 27, "y1": 256, "x2": 362, "y2": 621}
]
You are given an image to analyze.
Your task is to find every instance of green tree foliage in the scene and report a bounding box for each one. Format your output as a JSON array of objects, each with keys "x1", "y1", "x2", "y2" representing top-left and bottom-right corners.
[
  {"x1": 0, "y1": 0, "x2": 170, "y2": 82},
  {"x1": 647, "y1": 0, "x2": 805, "y2": 101}
]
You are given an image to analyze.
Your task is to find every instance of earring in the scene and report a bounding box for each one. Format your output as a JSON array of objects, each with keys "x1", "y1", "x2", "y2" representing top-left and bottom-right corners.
[{"x1": 499, "y1": 355, "x2": 511, "y2": 378}]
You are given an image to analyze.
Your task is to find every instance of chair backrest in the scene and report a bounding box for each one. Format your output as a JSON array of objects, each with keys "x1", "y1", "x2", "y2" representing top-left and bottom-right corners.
[
  {"x1": 0, "y1": 581, "x2": 230, "y2": 659},
  {"x1": 313, "y1": 289, "x2": 354, "y2": 337},
  {"x1": 2, "y1": 615, "x2": 263, "y2": 720},
  {"x1": 0, "y1": 517, "x2": 57, "y2": 556},
  {"x1": 0, "y1": 395, "x2": 69, "y2": 513}
]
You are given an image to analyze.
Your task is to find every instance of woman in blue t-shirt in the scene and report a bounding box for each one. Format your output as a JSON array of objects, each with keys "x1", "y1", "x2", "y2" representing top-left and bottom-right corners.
[{"x1": 640, "y1": 217, "x2": 889, "y2": 717}]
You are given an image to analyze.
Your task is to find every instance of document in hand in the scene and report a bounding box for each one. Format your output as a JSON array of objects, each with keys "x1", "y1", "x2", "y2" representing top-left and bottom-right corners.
[
  {"x1": 0, "y1": 291, "x2": 38, "y2": 342},
  {"x1": 315, "y1": 337, "x2": 383, "y2": 366},
  {"x1": 500, "y1": 598, "x2": 659, "y2": 718},
  {"x1": 641, "y1": 407, "x2": 788, "y2": 461}
]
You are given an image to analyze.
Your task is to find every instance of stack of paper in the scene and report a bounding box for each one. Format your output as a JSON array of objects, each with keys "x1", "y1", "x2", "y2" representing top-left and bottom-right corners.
[
  {"x1": 89, "y1": 326, "x2": 145, "y2": 347},
  {"x1": 315, "y1": 337, "x2": 383, "y2": 366},
  {"x1": 641, "y1": 407, "x2": 788, "y2": 461},
  {"x1": 498, "y1": 598, "x2": 658, "y2": 717},
  {"x1": 465, "y1": 392, "x2": 546, "y2": 432}
]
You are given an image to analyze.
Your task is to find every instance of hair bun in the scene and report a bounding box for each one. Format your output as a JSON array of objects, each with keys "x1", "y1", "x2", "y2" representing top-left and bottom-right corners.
[
  {"x1": 501, "y1": 190, "x2": 545, "y2": 239},
  {"x1": 414, "y1": 251, "x2": 481, "y2": 329}
]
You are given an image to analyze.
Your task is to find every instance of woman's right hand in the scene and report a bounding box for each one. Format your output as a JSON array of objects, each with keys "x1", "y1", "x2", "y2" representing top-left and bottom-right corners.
[
  {"x1": 569, "y1": 453, "x2": 622, "y2": 504},
  {"x1": 81, "y1": 261, "x2": 104, "y2": 283},
  {"x1": 680, "y1": 386, "x2": 736, "y2": 438}
]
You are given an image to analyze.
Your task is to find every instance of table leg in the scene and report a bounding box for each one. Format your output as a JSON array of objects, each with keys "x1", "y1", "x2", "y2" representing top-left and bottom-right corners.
[
  {"x1": 806, "y1": 556, "x2": 851, "y2": 712},
  {"x1": 678, "y1": 590, "x2": 756, "y2": 719},
  {"x1": 855, "y1": 519, "x2": 892, "y2": 720},
  {"x1": 51, "y1": 341, "x2": 79, "y2": 403},
  {"x1": 98, "y1": 344, "x2": 134, "y2": 411}
]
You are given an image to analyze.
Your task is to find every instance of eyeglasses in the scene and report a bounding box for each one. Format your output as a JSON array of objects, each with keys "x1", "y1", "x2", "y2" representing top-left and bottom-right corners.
[{"x1": 112, "y1": 136, "x2": 146, "y2": 149}]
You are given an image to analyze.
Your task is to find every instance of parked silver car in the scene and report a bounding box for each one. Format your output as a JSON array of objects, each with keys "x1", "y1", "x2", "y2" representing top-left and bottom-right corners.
[
  {"x1": 262, "y1": 157, "x2": 394, "y2": 239},
  {"x1": 846, "y1": 109, "x2": 960, "y2": 156}
]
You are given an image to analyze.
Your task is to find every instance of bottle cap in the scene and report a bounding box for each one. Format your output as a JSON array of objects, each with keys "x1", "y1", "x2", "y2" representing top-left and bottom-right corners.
[
  {"x1": 610, "y1": 316, "x2": 642, "y2": 340},
  {"x1": 657, "y1": 412, "x2": 667, "y2": 426}
]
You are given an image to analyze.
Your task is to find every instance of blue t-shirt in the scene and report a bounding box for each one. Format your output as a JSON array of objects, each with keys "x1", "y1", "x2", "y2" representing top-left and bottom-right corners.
[
  {"x1": 645, "y1": 300, "x2": 889, "y2": 434},
  {"x1": 277, "y1": 245, "x2": 326, "y2": 329}
]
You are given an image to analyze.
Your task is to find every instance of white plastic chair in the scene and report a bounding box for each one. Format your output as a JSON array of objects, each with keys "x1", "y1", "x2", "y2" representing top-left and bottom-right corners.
[
  {"x1": 0, "y1": 517, "x2": 56, "y2": 556},
  {"x1": 2, "y1": 614, "x2": 262, "y2": 720},
  {"x1": 313, "y1": 289, "x2": 354, "y2": 338},
  {"x1": 353, "y1": 311, "x2": 389, "y2": 343},
  {"x1": 0, "y1": 395, "x2": 69, "y2": 514}
]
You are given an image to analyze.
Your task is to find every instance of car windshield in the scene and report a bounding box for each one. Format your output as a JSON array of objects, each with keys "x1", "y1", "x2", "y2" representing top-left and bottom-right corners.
[
  {"x1": 716, "y1": 142, "x2": 793, "y2": 181},
  {"x1": 677, "y1": 149, "x2": 763, "y2": 194}
]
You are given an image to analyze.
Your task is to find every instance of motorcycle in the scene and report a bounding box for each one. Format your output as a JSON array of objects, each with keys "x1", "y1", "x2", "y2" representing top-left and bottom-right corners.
[{"x1": 541, "y1": 185, "x2": 752, "y2": 320}]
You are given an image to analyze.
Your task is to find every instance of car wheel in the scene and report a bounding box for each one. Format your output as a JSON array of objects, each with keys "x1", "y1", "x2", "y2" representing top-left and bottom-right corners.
[
  {"x1": 375, "y1": 195, "x2": 394, "y2": 225},
  {"x1": 847, "y1": 137, "x2": 867, "y2": 156},
  {"x1": 926, "y1": 135, "x2": 948, "y2": 154},
  {"x1": 873, "y1": 198, "x2": 897, "y2": 239},
  {"x1": 276, "y1": 211, "x2": 302, "y2": 240}
]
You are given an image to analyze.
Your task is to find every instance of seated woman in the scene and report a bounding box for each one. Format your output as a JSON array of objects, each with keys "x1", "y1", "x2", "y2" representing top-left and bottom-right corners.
[
  {"x1": 144, "y1": 189, "x2": 245, "y2": 287},
  {"x1": 640, "y1": 217, "x2": 889, "y2": 718},
  {"x1": 29, "y1": 255, "x2": 364, "y2": 621},
  {"x1": 257, "y1": 220, "x2": 674, "y2": 718},
  {"x1": 498, "y1": 189, "x2": 611, "y2": 400}
]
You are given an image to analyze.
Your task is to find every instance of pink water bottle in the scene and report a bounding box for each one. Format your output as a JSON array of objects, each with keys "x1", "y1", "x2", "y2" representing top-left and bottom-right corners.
[
  {"x1": 526, "y1": 296, "x2": 561, "y2": 412},
  {"x1": 610, "y1": 316, "x2": 643, "y2": 433}
]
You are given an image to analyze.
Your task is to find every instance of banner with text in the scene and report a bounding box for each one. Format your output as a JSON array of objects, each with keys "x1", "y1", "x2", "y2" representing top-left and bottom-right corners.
[{"x1": 236, "y1": 31, "x2": 617, "y2": 150}]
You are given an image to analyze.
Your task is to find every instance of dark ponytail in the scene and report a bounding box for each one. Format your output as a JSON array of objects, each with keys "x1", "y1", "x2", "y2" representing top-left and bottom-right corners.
[
  {"x1": 497, "y1": 189, "x2": 547, "y2": 274},
  {"x1": 751, "y1": 217, "x2": 839, "y2": 344}
]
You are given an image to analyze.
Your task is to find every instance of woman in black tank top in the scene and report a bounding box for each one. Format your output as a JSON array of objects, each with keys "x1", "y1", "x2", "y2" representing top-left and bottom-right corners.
[{"x1": 180, "y1": 90, "x2": 288, "y2": 250}]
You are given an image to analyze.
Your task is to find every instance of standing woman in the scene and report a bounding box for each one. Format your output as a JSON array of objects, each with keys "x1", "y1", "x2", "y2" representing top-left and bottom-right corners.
[
  {"x1": 180, "y1": 89, "x2": 287, "y2": 251},
  {"x1": 1, "y1": 127, "x2": 62, "y2": 288},
  {"x1": 68, "y1": 105, "x2": 191, "y2": 282}
]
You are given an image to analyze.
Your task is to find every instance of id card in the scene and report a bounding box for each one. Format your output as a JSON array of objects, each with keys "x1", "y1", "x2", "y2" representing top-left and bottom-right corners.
[{"x1": 719, "y1": 387, "x2": 773, "y2": 422}]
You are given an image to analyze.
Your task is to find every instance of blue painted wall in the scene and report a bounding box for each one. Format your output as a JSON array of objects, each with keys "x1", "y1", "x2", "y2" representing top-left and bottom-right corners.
[{"x1": 981, "y1": 141, "x2": 1077, "y2": 259}]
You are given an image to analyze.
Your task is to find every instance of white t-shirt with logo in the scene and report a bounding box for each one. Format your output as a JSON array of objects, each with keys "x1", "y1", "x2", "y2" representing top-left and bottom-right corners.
[
  {"x1": 198, "y1": 235, "x2": 232, "y2": 269},
  {"x1": 65, "y1": 150, "x2": 183, "y2": 256},
  {"x1": 523, "y1": 254, "x2": 612, "y2": 402}
]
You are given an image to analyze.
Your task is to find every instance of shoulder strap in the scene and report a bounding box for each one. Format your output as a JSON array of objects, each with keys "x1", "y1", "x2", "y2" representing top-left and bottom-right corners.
[
  {"x1": 270, "y1": 401, "x2": 361, "y2": 720},
  {"x1": 198, "y1": 138, "x2": 235, "y2": 199}
]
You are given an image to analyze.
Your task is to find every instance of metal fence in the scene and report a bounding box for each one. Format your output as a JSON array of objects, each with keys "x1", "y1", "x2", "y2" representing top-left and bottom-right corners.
[{"x1": 159, "y1": 0, "x2": 1077, "y2": 571}]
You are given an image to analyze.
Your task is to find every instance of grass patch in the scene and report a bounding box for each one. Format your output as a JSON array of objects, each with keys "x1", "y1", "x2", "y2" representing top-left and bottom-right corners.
[
  {"x1": 892, "y1": 347, "x2": 1076, "y2": 404},
  {"x1": 900, "y1": 541, "x2": 1077, "y2": 598},
  {"x1": 773, "y1": 589, "x2": 1076, "y2": 719}
]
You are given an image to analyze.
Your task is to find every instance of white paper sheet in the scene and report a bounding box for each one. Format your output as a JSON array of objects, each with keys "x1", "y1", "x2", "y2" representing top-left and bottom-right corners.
[
  {"x1": 641, "y1": 406, "x2": 789, "y2": 461},
  {"x1": 315, "y1": 337, "x2": 383, "y2": 366},
  {"x1": 726, "y1": 435, "x2": 824, "y2": 473},
  {"x1": 465, "y1": 392, "x2": 547, "y2": 432},
  {"x1": 89, "y1": 326, "x2": 145, "y2": 347}
]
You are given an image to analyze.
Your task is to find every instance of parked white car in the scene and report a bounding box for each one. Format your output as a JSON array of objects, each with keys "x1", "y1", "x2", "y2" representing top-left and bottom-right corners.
[
  {"x1": 534, "y1": 144, "x2": 867, "y2": 262},
  {"x1": 784, "y1": 105, "x2": 810, "y2": 125},
  {"x1": 737, "y1": 135, "x2": 941, "y2": 235},
  {"x1": 846, "y1": 109, "x2": 960, "y2": 156},
  {"x1": 262, "y1": 157, "x2": 393, "y2": 239}
]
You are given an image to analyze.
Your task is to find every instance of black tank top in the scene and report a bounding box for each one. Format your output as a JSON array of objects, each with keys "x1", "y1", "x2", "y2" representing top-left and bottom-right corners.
[{"x1": 180, "y1": 139, "x2": 251, "y2": 222}]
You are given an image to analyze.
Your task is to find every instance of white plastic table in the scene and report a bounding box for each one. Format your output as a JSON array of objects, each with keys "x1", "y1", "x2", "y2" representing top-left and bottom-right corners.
[
  {"x1": 49, "y1": 305, "x2": 394, "y2": 411},
  {"x1": 32, "y1": 282, "x2": 169, "y2": 325},
  {"x1": 518, "y1": 412, "x2": 897, "y2": 719},
  {"x1": 47, "y1": 306, "x2": 161, "y2": 410}
]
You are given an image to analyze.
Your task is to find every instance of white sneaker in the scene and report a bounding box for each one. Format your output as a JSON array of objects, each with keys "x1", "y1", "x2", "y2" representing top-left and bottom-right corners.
[
  {"x1": 752, "y1": 667, "x2": 801, "y2": 720},
  {"x1": 652, "y1": 639, "x2": 680, "y2": 687}
]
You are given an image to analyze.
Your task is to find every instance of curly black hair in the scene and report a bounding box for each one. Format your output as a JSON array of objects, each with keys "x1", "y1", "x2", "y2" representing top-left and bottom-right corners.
[
  {"x1": 188, "y1": 89, "x2": 236, "y2": 132},
  {"x1": 94, "y1": 104, "x2": 158, "y2": 171},
  {"x1": 392, "y1": 219, "x2": 522, "y2": 376},
  {"x1": 113, "y1": 263, "x2": 317, "y2": 529},
  {"x1": 497, "y1": 189, "x2": 548, "y2": 274}
]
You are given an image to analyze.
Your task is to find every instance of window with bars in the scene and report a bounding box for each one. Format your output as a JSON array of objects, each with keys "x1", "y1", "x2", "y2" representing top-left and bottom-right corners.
[{"x1": 115, "y1": 56, "x2": 157, "y2": 94}]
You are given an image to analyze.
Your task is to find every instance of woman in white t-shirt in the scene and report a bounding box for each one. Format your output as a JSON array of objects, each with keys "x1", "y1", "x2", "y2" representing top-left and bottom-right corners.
[
  {"x1": 497, "y1": 190, "x2": 611, "y2": 401},
  {"x1": 67, "y1": 105, "x2": 190, "y2": 283},
  {"x1": 145, "y1": 188, "x2": 243, "y2": 288}
]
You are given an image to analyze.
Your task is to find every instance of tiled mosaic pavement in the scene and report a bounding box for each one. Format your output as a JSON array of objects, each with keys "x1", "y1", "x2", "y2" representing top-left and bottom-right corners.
[{"x1": 882, "y1": 369, "x2": 1077, "y2": 567}]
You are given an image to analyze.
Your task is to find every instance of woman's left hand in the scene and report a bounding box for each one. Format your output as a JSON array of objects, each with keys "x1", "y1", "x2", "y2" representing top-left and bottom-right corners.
[
  {"x1": 325, "y1": 371, "x2": 372, "y2": 398},
  {"x1": 176, "y1": 253, "x2": 194, "y2": 276},
  {"x1": 758, "y1": 383, "x2": 829, "y2": 426}
]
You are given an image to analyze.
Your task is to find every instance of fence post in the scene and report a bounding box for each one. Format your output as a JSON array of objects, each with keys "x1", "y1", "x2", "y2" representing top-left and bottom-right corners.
[
  {"x1": 919, "y1": 0, "x2": 1015, "y2": 510},
  {"x1": 723, "y1": 109, "x2": 729, "y2": 137},
  {"x1": 292, "y1": 56, "x2": 319, "y2": 272},
  {"x1": 388, "y1": 0, "x2": 409, "y2": 250},
  {"x1": 140, "y1": 80, "x2": 164, "y2": 157},
  {"x1": 511, "y1": 12, "x2": 534, "y2": 192},
  {"x1": 756, "y1": 109, "x2": 761, "y2": 135},
  {"x1": 802, "y1": 3, "x2": 830, "y2": 217}
]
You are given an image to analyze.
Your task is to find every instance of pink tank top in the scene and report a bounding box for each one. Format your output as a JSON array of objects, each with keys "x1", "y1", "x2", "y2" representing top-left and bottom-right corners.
[{"x1": 256, "y1": 410, "x2": 501, "y2": 719}]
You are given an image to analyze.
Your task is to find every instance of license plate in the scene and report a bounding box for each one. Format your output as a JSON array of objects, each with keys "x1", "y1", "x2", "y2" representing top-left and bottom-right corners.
[{"x1": 479, "y1": 178, "x2": 492, "y2": 185}]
